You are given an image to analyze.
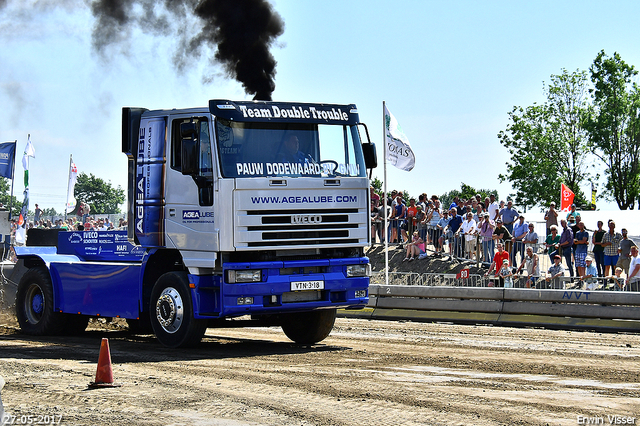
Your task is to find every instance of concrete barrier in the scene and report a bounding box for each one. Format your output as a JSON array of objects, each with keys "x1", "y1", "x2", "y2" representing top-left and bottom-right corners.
[{"x1": 339, "y1": 284, "x2": 640, "y2": 332}]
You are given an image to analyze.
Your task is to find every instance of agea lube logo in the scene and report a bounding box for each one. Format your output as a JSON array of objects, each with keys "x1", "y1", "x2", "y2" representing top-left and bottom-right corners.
[{"x1": 183, "y1": 210, "x2": 214, "y2": 222}]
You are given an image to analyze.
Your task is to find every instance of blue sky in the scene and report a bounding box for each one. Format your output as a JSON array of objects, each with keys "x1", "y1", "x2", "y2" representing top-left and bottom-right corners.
[{"x1": 1, "y1": 0, "x2": 639, "y2": 213}]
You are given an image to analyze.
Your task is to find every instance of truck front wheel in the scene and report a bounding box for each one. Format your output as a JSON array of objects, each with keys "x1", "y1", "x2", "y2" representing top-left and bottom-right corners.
[
  {"x1": 280, "y1": 309, "x2": 337, "y2": 344},
  {"x1": 16, "y1": 267, "x2": 66, "y2": 335},
  {"x1": 149, "y1": 272, "x2": 207, "y2": 348}
]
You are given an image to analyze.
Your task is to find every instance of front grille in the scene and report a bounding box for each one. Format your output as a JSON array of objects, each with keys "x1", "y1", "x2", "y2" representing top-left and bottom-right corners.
[{"x1": 236, "y1": 207, "x2": 367, "y2": 249}]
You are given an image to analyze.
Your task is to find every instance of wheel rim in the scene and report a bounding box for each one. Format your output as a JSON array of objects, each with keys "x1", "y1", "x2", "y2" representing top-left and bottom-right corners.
[
  {"x1": 155, "y1": 287, "x2": 184, "y2": 334},
  {"x1": 24, "y1": 283, "x2": 44, "y2": 324}
]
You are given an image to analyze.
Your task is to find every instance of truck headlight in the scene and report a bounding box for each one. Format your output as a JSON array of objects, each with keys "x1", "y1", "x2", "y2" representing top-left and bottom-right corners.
[
  {"x1": 227, "y1": 270, "x2": 262, "y2": 283},
  {"x1": 346, "y1": 264, "x2": 370, "y2": 277}
]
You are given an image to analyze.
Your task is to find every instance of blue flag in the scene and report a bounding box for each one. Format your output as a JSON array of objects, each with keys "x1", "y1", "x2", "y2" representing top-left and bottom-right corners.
[{"x1": 0, "y1": 141, "x2": 16, "y2": 179}]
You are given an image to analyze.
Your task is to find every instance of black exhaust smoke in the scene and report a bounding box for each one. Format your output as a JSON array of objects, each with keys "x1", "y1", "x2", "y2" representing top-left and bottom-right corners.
[{"x1": 90, "y1": 0, "x2": 284, "y2": 100}]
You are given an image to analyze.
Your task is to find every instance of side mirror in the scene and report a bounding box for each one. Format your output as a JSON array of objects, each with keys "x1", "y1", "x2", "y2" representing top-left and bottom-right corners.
[
  {"x1": 181, "y1": 138, "x2": 198, "y2": 175},
  {"x1": 180, "y1": 122, "x2": 198, "y2": 139},
  {"x1": 362, "y1": 143, "x2": 377, "y2": 169}
]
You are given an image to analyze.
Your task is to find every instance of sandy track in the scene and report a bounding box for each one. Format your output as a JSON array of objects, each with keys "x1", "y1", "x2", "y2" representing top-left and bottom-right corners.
[{"x1": 1, "y1": 314, "x2": 639, "y2": 426}]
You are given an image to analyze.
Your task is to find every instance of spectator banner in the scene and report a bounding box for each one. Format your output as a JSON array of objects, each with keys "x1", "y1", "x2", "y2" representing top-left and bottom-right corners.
[
  {"x1": 0, "y1": 141, "x2": 16, "y2": 179},
  {"x1": 384, "y1": 104, "x2": 415, "y2": 171},
  {"x1": 560, "y1": 183, "x2": 574, "y2": 212}
]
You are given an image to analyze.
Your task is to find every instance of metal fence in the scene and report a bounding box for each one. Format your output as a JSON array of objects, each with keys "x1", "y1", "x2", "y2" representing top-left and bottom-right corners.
[{"x1": 371, "y1": 271, "x2": 640, "y2": 291}]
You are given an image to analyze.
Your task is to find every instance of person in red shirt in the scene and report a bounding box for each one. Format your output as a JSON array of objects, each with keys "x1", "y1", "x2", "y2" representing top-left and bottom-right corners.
[{"x1": 485, "y1": 242, "x2": 510, "y2": 287}]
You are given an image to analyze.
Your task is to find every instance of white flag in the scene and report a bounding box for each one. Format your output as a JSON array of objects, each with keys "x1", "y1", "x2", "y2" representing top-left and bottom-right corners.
[
  {"x1": 66, "y1": 161, "x2": 78, "y2": 213},
  {"x1": 384, "y1": 104, "x2": 415, "y2": 171},
  {"x1": 22, "y1": 136, "x2": 35, "y2": 170}
]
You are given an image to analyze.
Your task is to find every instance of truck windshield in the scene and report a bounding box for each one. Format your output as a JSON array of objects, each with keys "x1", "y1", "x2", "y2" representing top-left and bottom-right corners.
[{"x1": 215, "y1": 119, "x2": 367, "y2": 178}]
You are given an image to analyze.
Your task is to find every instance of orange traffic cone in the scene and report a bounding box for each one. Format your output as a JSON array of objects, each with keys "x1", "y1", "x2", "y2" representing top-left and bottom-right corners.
[{"x1": 88, "y1": 338, "x2": 122, "y2": 388}]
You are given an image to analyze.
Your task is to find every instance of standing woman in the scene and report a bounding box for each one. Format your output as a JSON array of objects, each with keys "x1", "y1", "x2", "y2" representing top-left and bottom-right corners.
[{"x1": 592, "y1": 220, "x2": 606, "y2": 277}]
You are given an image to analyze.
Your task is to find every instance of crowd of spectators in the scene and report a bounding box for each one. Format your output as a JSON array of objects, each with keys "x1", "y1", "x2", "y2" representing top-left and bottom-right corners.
[{"x1": 370, "y1": 188, "x2": 640, "y2": 290}]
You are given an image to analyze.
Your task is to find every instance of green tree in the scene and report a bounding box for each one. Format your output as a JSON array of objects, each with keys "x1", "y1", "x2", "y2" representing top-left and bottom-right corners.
[
  {"x1": 74, "y1": 172, "x2": 125, "y2": 214},
  {"x1": 584, "y1": 50, "x2": 640, "y2": 210},
  {"x1": 498, "y1": 69, "x2": 591, "y2": 210},
  {"x1": 0, "y1": 177, "x2": 21, "y2": 217},
  {"x1": 439, "y1": 183, "x2": 497, "y2": 209}
]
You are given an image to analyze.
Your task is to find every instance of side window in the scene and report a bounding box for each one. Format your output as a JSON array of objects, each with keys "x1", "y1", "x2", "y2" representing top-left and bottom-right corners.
[{"x1": 170, "y1": 117, "x2": 214, "y2": 206}]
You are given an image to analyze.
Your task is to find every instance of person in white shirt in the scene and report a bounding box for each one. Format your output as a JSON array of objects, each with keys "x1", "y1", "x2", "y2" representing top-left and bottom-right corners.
[
  {"x1": 628, "y1": 245, "x2": 640, "y2": 292},
  {"x1": 457, "y1": 212, "x2": 477, "y2": 260}
]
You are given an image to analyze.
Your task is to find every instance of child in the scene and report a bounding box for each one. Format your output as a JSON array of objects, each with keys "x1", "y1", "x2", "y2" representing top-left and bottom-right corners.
[
  {"x1": 499, "y1": 259, "x2": 514, "y2": 288},
  {"x1": 604, "y1": 267, "x2": 625, "y2": 291},
  {"x1": 403, "y1": 231, "x2": 424, "y2": 262}
]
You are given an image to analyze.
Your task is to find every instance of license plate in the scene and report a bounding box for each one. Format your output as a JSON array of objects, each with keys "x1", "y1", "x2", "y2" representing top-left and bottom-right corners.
[{"x1": 290, "y1": 280, "x2": 325, "y2": 291}]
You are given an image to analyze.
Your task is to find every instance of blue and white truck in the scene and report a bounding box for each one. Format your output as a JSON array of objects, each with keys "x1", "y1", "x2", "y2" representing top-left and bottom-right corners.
[{"x1": 14, "y1": 99, "x2": 377, "y2": 348}]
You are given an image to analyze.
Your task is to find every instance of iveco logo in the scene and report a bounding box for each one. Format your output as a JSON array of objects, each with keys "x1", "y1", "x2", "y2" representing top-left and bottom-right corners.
[{"x1": 291, "y1": 214, "x2": 322, "y2": 224}]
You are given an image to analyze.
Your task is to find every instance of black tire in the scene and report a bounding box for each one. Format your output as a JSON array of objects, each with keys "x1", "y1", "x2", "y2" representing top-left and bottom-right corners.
[
  {"x1": 126, "y1": 316, "x2": 153, "y2": 335},
  {"x1": 281, "y1": 309, "x2": 337, "y2": 344},
  {"x1": 16, "y1": 267, "x2": 67, "y2": 335},
  {"x1": 64, "y1": 315, "x2": 90, "y2": 335},
  {"x1": 149, "y1": 272, "x2": 207, "y2": 348}
]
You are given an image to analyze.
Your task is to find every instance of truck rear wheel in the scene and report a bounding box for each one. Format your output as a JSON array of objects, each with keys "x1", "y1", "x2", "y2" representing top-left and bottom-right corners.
[
  {"x1": 149, "y1": 272, "x2": 207, "y2": 348},
  {"x1": 281, "y1": 309, "x2": 337, "y2": 344},
  {"x1": 16, "y1": 267, "x2": 66, "y2": 335}
]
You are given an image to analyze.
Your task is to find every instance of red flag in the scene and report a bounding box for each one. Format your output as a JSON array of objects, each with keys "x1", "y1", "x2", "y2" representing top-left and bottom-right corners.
[
  {"x1": 560, "y1": 184, "x2": 575, "y2": 212},
  {"x1": 456, "y1": 268, "x2": 470, "y2": 279}
]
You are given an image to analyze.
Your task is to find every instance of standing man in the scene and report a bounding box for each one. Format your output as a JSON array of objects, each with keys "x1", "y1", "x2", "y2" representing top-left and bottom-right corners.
[
  {"x1": 544, "y1": 202, "x2": 558, "y2": 237},
  {"x1": 573, "y1": 220, "x2": 589, "y2": 278},
  {"x1": 628, "y1": 245, "x2": 640, "y2": 292},
  {"x1": 446, "y1": 207, "x2": 463, "y2": 258},
  {"x1": 512, "y1": 215, "x2": 528, "y2": 265},
  {"x1": 488, "y1": 194, "x2": 500, "y2": 223},
  {"x1": 558, "y1": 219, "x2": 574, "y2": 278},
  {"x1": 602, "y1": 220, "x2": 623, "y2": 277},
  {"x1": 500, "y1": 200, "x2": 519, "y2": 235},
  {"x1": 34, "y1": 204, "x2": 42, "y2": 223},
  {"x1": 616, "y1": 228, "x2": 634, "y2": 277},
  {"x1": 493, "y1": 219, "x2": 513, "y2": 256},
  {"x1": 457, "y1": 212, "x2": 477, "y2": 260}
]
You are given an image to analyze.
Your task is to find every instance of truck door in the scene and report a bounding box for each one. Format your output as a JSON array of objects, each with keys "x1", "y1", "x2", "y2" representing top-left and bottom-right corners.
[{"x1": 164, "y1": 116, "x2": 219, "y2": 265}]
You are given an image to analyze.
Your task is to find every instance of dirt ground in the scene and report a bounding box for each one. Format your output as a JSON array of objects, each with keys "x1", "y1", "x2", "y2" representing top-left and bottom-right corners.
[{"x1": 1, "y1": 311, "x2": 639, "y2": 426}]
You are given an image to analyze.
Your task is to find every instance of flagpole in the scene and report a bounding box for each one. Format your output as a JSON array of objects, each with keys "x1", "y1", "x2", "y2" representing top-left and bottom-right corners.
[
  {"x1": 383, "y1": 101, "x2": 389, "y2": 287},
  {"x1": 9, "y1": 139, "x2": 16, "y2": 220},
  {"x1": 65, "y1": 155, "x2": 72, "y2": 222}
]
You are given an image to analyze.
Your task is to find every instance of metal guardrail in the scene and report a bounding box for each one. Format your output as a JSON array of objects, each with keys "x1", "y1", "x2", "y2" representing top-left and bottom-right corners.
[{"x1": 371, "y1": 271, "x2": 640, "y2": 291}]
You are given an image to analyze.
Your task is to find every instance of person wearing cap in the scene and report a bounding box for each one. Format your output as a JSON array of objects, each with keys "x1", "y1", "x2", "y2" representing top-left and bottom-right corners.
[
  {"x1": 601, "y1": 220, "x2": 623, "y2": 276},
  {"x1": 628, "y1": 245, "x2": 640, "y2": 292},
  {"x1": 566, "y1": 203, "x2": 578, "y2": 221},
  {"x1": 498, "y1": 258, "x2": 514, "y2": 288},
  {"x1": 580, "y1": 256, "x2": 599, "y2": 290},
  {"x1": 545, "y1": 255, "x2": 565, "y2": 289},
  {"x1": 574, "y1": 220, "x2": 589, "y2": 277},
  {"x1": 544, "y1": 201, "x2": 558, "y2": 237},
  {"x1": 492, "y1": 218, "x2": 512, "y2": 256},
  {"x1": 512, "y1": 215, "x2": 528, "y2": 265},
  {"x1": 479, "y1": 212, "x2": 495, "y2": 263}
]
